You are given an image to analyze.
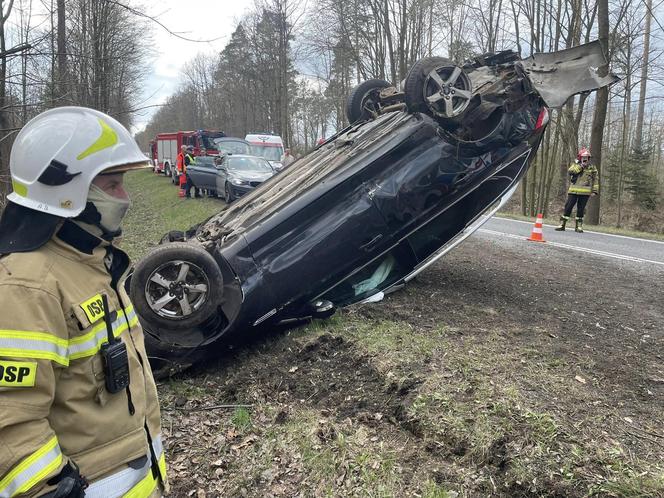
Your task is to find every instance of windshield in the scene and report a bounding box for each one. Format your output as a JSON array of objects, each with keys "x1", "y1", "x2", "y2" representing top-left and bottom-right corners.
[
  {"x1": 250, "y1": 144, "x2": 283, "y2": 162},
  {"x1": 228, "y1": 156, "x2": 273, "y2": 173},
  {"x1": 216, "y1": 140, "x2": 251, "y2": 155}
]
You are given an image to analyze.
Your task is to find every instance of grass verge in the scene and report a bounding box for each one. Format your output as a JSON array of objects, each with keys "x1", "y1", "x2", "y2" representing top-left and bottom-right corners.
[{"x1": 121, "y1": 169, "x2": 222, "y2": 259}]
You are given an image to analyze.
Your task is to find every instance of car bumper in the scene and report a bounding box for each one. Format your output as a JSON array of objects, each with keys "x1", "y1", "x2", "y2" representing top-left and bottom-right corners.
[{"x1": 230, "y1": 184, "x2": 260, "y2": 197}]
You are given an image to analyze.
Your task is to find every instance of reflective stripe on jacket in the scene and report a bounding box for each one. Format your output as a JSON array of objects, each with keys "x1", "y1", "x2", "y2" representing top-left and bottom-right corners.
[
  {"x1": 568, "y1": 162, "x2": 599, "y2": 195},
  {"x1": 0, "y1": 222, "x2": 167, "y2": 497}
]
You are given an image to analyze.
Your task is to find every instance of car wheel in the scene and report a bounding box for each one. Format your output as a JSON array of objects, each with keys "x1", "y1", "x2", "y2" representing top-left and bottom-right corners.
[
  {"x1": 225, "y1": 184, "x2": 234, "y2": 204},
  {"x1": 130, "y1": 242, "x2": 224, "y2": 330},
  {"x1": 345, "y1": 79, "x2": 392, "y2": 124},
  {"x1": 404, "y1": 57, "x2": 472, "y2": 120},
  {"x1": 164, "y1": 164, "x2": 171, "y2": 177}
]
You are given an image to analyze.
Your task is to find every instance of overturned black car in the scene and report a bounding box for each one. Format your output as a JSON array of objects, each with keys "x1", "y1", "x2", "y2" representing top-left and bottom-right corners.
[{"x1": 129, "y1": 42, "x2": 618, "y2": 373}]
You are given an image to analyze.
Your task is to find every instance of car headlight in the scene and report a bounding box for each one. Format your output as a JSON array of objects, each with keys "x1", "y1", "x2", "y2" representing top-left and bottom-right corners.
[{"x1": 230, "y1": 178, "x2": 247, "y2": 186}]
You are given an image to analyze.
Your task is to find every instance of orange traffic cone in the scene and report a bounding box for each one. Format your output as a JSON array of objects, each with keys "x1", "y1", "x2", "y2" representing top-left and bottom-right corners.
[{"x1": 527, "y1": 213, "x2": 546, "y2": 242}]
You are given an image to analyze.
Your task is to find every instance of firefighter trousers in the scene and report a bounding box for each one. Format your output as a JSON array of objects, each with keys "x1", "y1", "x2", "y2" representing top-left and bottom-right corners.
[{"x1": 563, "y1": 194, "x2": 590, "y2": 219}]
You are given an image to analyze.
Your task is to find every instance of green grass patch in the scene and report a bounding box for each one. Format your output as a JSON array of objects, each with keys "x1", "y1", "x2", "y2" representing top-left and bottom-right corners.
[
  {"x1": 231, "y1": 407, "x2": 252, "y2": 431},
  {"x1": 121, "y1": 169, "x2": 222, "y2": 259}
]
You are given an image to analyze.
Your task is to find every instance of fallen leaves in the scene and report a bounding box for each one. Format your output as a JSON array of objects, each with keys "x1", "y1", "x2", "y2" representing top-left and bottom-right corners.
[
  {"x1": 230, "y1": 434, "x2": 258, "y2": 452},
  {"x1": 575, "y1": 375, "x2": 587, "y2": 384}
]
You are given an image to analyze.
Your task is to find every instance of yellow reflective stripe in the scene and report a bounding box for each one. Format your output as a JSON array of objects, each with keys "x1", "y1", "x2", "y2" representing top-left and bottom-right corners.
[
  {"x1": 11, "y1": 179, "x2": 28, "y2": 197},
  {"x1": 0, "y1": 330, "x2": 68, "y2": 348},
  {"x1": 569, "y1": 187, "x2": 592, "y2": 194},
  {"x1": 157, "y1": 453, "x2": 167, "y2": 483},
  {"x1": 0, "y1": 305, "x2": 136, "y2": 365},
  {"x1": 0, "y1": 348, "x2": 68, "y2": 366},
  {"x1": 76, "y1": 118, "x2": 118, "y2": 160},
  {"x1": 69, "y1": 306, "x2": 137, "y2": 360},
  {"x1": 0, "y1": 330, "x2": 69, "y2": 366},
  {"x1": 122, "y1": 468, "x2": 159, "y2": 498},
  {"x1": 0, "y1": 436, "x2": 62, "y2": 498}
]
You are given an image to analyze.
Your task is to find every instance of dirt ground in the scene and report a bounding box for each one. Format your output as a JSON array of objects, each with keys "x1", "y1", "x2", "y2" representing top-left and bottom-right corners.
[{"x1": 158, "y1": 233, "x2": 664, "y2": 497}]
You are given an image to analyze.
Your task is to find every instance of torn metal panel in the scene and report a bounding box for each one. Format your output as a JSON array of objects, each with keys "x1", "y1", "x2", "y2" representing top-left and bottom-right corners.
[{"x1": 521, "y1": 40, "x2": 620, "y2": 108}]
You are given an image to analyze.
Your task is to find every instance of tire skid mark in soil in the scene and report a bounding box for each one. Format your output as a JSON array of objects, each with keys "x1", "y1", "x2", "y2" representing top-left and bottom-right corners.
[{"x1": 214, "y1": 334, "x2": 424, "y2": 431}]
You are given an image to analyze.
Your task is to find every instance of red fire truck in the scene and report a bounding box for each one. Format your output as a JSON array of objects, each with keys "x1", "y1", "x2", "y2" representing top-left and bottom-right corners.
[{"x1": 149, "y1": 129, "x2": 225, "y2": 181}]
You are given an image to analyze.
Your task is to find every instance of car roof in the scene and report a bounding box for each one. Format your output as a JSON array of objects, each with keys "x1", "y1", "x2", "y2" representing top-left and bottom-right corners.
[
  {"x1": 216, "y1": 137, "x2": 250, "y2": 144},
  {"x1": 226, "y1": 154, "x2": 265, "y2": 160}
]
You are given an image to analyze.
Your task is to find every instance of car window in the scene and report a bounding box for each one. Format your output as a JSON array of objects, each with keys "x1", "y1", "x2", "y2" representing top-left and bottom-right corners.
[
  {"x1": 216, "y1": 140, "x2": 251, "y2": 155},
  {"x1": 228, "y1": 156, "x2": 273, "y2": 173},
  {"x1": 250, "y1": 144, "x2": 283, "y2": 162},
  {"x1": 320, "y1": 245, "x2": 415, "y2": 306},
  {"x1": 194, "y1": 156, "x2": 215, "y2": 168},
  {"x1": 201, "y1": 132, "x2": 225, "y2": 150}
]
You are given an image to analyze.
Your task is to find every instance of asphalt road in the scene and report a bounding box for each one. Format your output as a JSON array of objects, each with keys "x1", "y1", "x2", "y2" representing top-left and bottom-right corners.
[{"x1": 477, "y1": 217, "x2": 664, "y2": 267}]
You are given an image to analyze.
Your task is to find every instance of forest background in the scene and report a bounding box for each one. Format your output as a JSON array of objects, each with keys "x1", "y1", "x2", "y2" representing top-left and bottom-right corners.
[{"x1": 0, "y1": 0, "x2": 662, "y2": 231}]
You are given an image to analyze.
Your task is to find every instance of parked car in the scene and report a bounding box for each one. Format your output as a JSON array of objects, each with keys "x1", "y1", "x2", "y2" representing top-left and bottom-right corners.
[
  {"x1": 130, "y1": 41, "x2": 618, "y2": 375},
  {"x1": 214, "y1": 137, "x2": 252, "y2": 156},
  {"x1": 186, "y1": 154, "x2": 275, "y2": 202}
]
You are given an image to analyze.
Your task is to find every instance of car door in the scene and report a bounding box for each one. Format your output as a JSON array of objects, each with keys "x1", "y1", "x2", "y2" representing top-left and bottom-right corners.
[
  {"x1": 189, "y1": 158, "x2": 217, "y2": 190},
  {"x1": 245, "y1": 179, "x2": 394, "y2": 312},
  {"x1": 215, "y1": 157, "x2": 229, "y2": 194}
]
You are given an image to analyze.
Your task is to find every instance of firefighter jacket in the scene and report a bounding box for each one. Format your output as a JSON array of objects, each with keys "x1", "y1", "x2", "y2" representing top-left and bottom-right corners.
[
  {"x1": 176, "y1": 152, "x2": 185, "y2": 174},
  {"x1": 568, "y1": 161, "x2": 599, "y2": 195},
  {"x1": 0, "y1": 221, "x2": 167, "y2": 498}
]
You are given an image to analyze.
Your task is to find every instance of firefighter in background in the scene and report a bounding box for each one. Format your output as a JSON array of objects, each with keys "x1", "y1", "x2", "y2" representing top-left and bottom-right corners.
[
  {"x1": 555, "y1": 147, "x2": 599, "y2": 233},
  {"x1": 176, "y1": 145, "x2": 186, "y2": 195},
  {"x1": 0, "y1": 107, "x2": 167, "y2": 497}
]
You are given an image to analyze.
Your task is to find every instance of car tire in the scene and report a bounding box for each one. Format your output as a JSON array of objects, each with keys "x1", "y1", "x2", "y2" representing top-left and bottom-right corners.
[
  {"x1": 404, "y1": 57, "x2": 472, "y2": 121},
  {"x1": 225, "y1": 184, "x2": 234, "y2": 204},
  {"x1": 130, "y1": 242, "x2": 224, "y2": 330},
  {"x1": 164, "y1": 163, "x2": 171, "y2": 177},
  {"x1": 345, "y1": 79, "x2": 392, "y2": 124}
]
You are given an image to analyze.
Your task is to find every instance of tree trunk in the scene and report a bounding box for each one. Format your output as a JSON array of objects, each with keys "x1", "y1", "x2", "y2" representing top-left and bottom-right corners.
[
  {"x1": 586, "y1": 0, "x2": 610, "y2": 225},
  {"x1": 633, "y1": 0, "x2": 651, "y2": 153},
  {"x1": 56, "y1": 0, "x2": 66, "y2": 100}
]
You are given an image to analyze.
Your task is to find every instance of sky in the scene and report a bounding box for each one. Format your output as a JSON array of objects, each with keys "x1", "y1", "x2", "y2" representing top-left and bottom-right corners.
[{"x1": 132, "y1": 0, "x2": 254, "y2": 133}]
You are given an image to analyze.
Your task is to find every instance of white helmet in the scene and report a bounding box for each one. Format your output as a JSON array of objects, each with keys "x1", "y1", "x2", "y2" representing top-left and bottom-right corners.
[{"x1": 8, "y1": 106, "x2": 149, "y2": 218}]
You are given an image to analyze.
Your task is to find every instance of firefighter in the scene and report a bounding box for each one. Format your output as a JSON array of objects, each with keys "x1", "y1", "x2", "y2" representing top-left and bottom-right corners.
[
  {"x1": 555, "y1": 147, "x2": 599, "y2": 233},
  {"x1": 0, "y1": 107, "x2": 167, "y2": 497},
  {"x1": 176, "y1": 145, "x2": 186, "y2": 177}
]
